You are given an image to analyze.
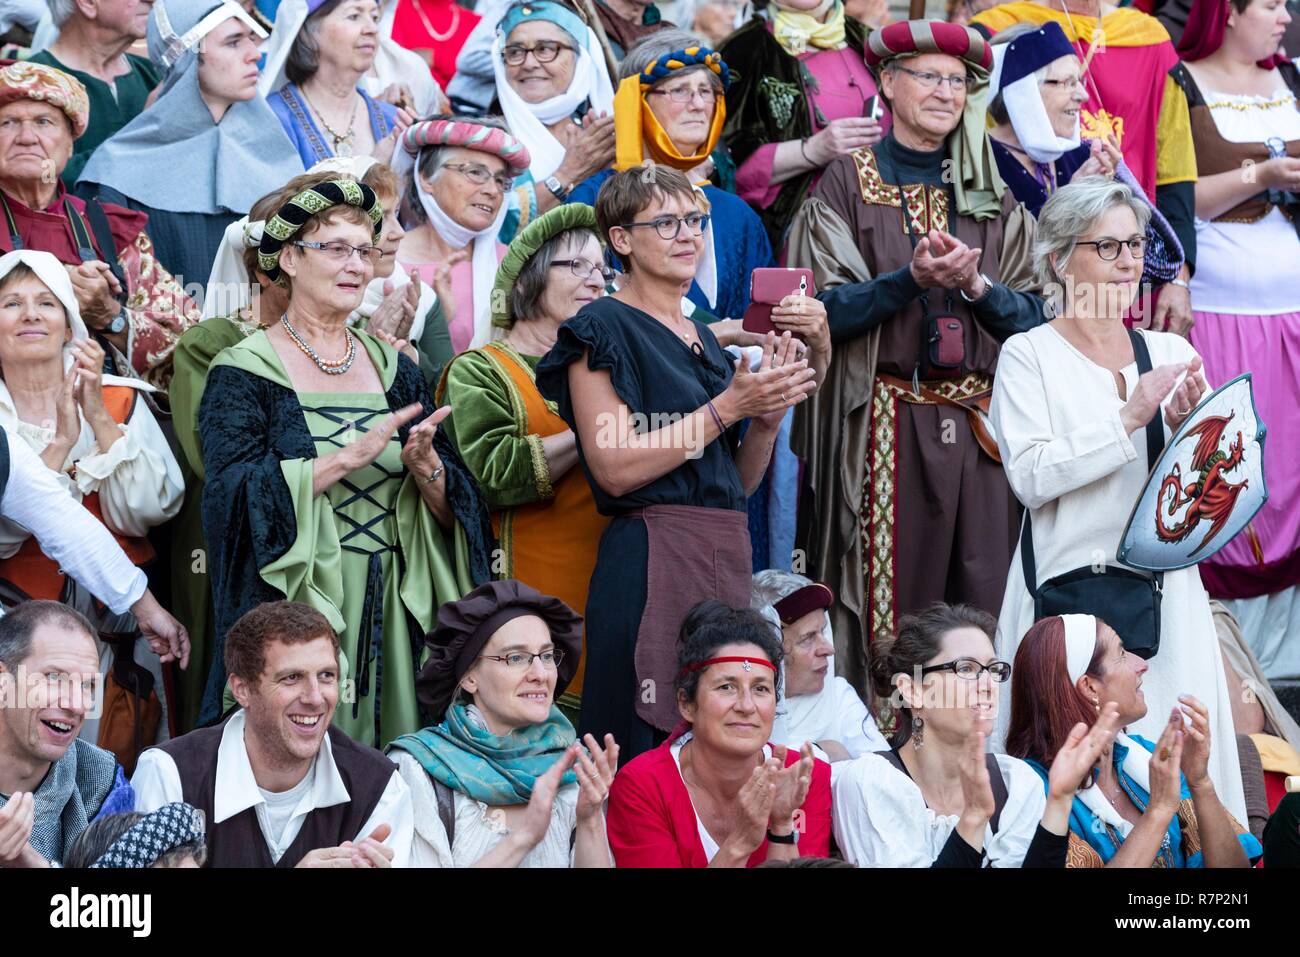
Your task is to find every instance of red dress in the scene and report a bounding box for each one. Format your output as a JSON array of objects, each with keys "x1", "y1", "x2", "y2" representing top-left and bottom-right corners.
[
  {"x1": 607, "y1": 738, "x2": 833, "y2": 867},
  {"x1": 389, "y1": 0, "x2": 480, "y2": 93}
]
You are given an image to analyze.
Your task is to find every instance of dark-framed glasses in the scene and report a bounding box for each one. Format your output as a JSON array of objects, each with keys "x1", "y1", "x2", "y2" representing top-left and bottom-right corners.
[
  {"x1": 893, "y1": 65, "x2": 970, "y2": 91},
  {"x1": 443, "y1": 162, "x2": 516, "y2": 194},
  {"x1": 478, "y1": 649, "x2": 566, "y2": 670},
  {"x1": 1077, "y1": 237, "x2": 1148, "y2": 261},
  {"x1": 551, "y1": 258, "x2": 614, "y2": 282},
  {"x1": 920, "y1": 657, "x2": 1012, "y2": 682},
  {"x1": 292, "y1": 239, "x2": 382, "y2": 264},
  {"x1": 620, "y1": 212, "x2": 710, "y2": 241},
  {"x1": 502, "y1": 40, "x2": 574, "y2": 65}
]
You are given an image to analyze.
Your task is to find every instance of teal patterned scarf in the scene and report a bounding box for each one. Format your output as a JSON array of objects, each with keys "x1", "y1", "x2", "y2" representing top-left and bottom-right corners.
[{"x1": 388, "y1": 704, "x2": 577, "y2": 806}]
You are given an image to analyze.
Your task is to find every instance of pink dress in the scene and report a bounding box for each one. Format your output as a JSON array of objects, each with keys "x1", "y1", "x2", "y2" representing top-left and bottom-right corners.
[
  {"x1": 735, "y1": 42, "x2": 890, "y2": 210},
  {"x1": 402, "y1": 243, "x2": 505, "y2": 355}
]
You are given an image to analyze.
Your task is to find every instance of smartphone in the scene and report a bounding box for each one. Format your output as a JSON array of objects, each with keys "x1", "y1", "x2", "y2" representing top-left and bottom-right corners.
[
  {"x1": 863, "y1": 94, "x2": 881, "y2": 121},
  {"x1": 742, "y1": 267, "x2": 815, "y2": 336}
]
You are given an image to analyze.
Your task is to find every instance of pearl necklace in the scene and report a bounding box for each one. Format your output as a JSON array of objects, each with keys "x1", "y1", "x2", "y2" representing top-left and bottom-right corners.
[{"x1": 281, "y1": 315, "x2": 357, "y2": 375}]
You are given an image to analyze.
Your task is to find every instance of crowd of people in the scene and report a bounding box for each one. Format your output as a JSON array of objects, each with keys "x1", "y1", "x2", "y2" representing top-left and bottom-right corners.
[{"x1": 0, "y1": 0, "x2": 1298, "y2": 870}]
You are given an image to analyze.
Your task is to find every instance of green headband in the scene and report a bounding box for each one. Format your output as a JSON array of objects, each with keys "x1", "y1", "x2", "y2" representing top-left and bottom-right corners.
[{"x1": 258, "y1": 178, "x2": 383, "y2": 286}]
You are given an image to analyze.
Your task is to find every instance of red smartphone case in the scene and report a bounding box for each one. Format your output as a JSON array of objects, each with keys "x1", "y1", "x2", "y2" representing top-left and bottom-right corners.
[{"x1": 742, "y1": 268, "x2": 816, "y2": 336}]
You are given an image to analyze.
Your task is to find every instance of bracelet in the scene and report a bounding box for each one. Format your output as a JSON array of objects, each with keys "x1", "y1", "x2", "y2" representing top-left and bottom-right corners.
[
  {"x1": 799, "y1": 138, "x2": 813, "y2": 165},
  {"x1": 766, "y1": 828, "x2": 797, "y2": 845},
  {"x1": 419, "y1": 465, "x2": 444, "y2": 486},
  {"x1": 1167, "y1": 277, "x2": 1190, "y2": 289},
  {"x1": 705, "y1": 399, "x2": 727, "y2": 435}
]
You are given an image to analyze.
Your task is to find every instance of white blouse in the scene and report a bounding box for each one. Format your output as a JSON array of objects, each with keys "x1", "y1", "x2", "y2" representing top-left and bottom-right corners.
[
  {"x1": 0, "y1": 373, "x2": 184, "y2": 555},
  {"x1": 395, "y1": 751, "x2": 610, "y2": 868},
  {"x1": 831, "y1": 751, "x2": 1047, "y2": 868}
]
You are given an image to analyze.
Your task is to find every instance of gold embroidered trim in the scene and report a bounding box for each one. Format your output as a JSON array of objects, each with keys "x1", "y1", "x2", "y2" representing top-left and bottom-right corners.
[
  {"x1": 1066, "y1": 832, "x2": 1105, "y2": 868},
  {"x1": 864, "y1": 377, "x2": 899, "y2": 643},
  {"x1": 853, "y1": 148, "x2": 950, "y2": 234},
  {"x1": 526, "y1": 432, "x2": 555, "y2": 501},
  {"x1": 880, "y1": 371, "x2": 992, "y2": 404},
  {"x1": 1205, "y1": 94, "x2": 1294, "y2": 111}
]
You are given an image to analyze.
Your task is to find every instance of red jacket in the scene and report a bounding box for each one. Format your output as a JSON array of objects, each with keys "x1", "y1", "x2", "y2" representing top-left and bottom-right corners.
[{"x1": 607, "y1": 739, "x2": 832, "y2": 868}]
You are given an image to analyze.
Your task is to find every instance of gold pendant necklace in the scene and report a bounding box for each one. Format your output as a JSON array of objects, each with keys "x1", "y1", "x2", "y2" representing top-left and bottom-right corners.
[{"x1": 303, "y1": 87, "x2": 358, "y2": 155}]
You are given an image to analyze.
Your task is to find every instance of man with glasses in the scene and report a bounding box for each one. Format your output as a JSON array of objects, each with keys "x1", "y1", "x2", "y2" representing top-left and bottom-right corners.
[
  {"x1": 786, "y1": 20, "x2": 1046, "y2": 695},
  {"x1": 132, "y1": 601, "x2": 414, "y2": 867}
]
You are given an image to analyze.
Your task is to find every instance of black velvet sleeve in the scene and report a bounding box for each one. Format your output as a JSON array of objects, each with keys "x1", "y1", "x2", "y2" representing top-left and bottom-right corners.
[
  {"x1": 820, "y1": 264, "x2": 925, "y2": 344},
  {"x1": 931, "y1": 829, "x2": 985, "y2": 868},
  {"x1": 1021, "y1": 825, "x2": 1069, "y2": 869},
  {"x1": 197, "y1": 364, "x2": 312, "y2": 723},
  {"x1": 1156, "y1": 180, "x2": 1197, "y2": 276}
]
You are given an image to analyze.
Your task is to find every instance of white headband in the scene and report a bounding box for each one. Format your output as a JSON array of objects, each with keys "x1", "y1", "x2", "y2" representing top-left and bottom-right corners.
[
  {"x1": 155, "y1": 0, "x2": 267, "y2": 71},
  {"x1": 1062, "y1": 614, "x2": 1098, "y2": 685}
]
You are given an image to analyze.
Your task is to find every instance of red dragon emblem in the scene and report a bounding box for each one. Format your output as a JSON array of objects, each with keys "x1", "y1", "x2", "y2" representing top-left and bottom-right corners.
[{"x1": 1155, "y1": 413, "x2": 1249, "y2": 556}]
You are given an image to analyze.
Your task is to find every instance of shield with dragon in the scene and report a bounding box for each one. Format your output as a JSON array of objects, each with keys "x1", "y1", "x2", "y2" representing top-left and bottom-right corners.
[{"x1": 1118, "y1": 374, "x2": 1267, "y2": 573}]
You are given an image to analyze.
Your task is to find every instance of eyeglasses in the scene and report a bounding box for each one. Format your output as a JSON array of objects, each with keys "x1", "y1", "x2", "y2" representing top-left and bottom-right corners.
[
  {"x1": 619, "y1": 212, "x2": 711, "y2": 241},
  {"x1": 893, "y1": 65, "x2": 969, "y2": 91},
  {"x1": 443, "y1": 162, "x2": 515, "y2": 194},
  {"x1": 1077, "y1": 237, "x2": 1148, "y2": 261},
  {"x1": 478, "y1": 649, "x2": 566, "y2": 670},
  {"x1": 646, "y1": 85, "x2": 718, "y2": 105},
  {"x1": 1040, "y1": 75, "x2": 1084, "y2": 90},
  {"x1": 551, "y1": 258, "x2": 614, "y2": 282},
  {"x1": 502, "y1": 40, "x2": 575, "y2": 65},
  {"x1": 292, "y1": 239, "x2": 382, "y2": 264},
  {"x1": 920, "y1": 658, "x2": 1012, "y2": 682}
]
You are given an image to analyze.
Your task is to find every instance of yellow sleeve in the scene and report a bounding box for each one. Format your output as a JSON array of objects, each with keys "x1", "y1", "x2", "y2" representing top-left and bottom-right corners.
[{"x1": 1156, "y1": 73, "x2": 1198, "y2": 186}]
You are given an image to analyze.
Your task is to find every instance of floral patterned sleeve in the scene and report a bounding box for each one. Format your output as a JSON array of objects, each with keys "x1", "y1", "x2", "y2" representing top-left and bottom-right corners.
[{"x1": 118, "y1": 229, "x2": 201, "y2": 390}]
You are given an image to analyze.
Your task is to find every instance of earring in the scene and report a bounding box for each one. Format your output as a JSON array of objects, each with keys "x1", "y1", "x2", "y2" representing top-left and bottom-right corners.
[
  {"x1": 1093, "y1": 697, "x2": 1100, "y2": 713},
  {"x1": 911, "y1": 714, "x2": 925, "y2": 749}
]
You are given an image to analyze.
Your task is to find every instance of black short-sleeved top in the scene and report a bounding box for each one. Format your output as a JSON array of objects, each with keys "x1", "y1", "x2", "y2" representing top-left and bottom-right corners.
[{"x1": 535, "y1": 297, "x2": 746, "y2": 516}]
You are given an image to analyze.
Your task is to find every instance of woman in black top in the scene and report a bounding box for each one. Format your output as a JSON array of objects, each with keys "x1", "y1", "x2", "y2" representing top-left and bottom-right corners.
[{"x1": 536, "y1": 165, "x2": 823, "y2": 759}]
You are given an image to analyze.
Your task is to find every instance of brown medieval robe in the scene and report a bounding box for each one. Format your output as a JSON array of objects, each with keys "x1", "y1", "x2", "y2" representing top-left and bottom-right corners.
[{"x1": 786, "y1": 132, "x2": 1046, "y2": 694}]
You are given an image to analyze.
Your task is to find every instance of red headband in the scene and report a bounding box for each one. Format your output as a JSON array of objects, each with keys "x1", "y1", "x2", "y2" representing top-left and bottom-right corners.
[
  {"x1": 680, "y1": 656, "x2": 776, "y2": 677},
  {"x1": 772, "y1": 583, "x2": 835, "y2": 625}
]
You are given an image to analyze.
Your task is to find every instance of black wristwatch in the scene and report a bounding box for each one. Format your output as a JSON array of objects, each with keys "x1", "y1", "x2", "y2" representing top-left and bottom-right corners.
[{"x1": 767, "y1": 828, "x2": 798, "y2": 845}]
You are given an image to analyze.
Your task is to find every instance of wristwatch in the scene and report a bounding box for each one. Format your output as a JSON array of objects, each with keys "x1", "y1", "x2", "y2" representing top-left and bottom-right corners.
[
  {"x1": 1167, "y1": 278, "x2": 1190, "y2": 289},
  {"x1": 106, "y1": 309, "x2": 127, "y2": 335},
  {"x1": 767, "y1": 828, "x2": 798, "y2": 845},
  {"x1": 419, "y1": 465, "x2": 445, "y2": 486},
  {"x1": 543, "y1": 175, "x2": 570, "y2": 202},
  {"x1": 959, "y1": 273, "x2": 994, "y2": 304}
]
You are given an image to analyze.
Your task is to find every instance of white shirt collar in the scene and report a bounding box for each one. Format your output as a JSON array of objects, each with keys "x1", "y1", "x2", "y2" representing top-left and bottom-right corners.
[{"x1": 213, "y1": 710, "x2": 352, "y2": 824}]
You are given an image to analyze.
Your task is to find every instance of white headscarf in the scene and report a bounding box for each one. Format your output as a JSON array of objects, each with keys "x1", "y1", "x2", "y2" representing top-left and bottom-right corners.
[
  {"x1": 1074, "y1": 732, "x2": 1153, "y2": 840},
  {"x1": 491, "y1": 23, "x2": 615, "y2": 181},
  {"x1": 257, "y1": 0, "x2": 312, "y2": 96},
  {"x1": 309, "y1": 154, "x2": 435, "y2": 339},
  {"x1": 202, "y1": 216, "x2": 264, "y2": 321},
  {"x1": 989, "y1": 40, "x2": 1080, "y2": 165}
]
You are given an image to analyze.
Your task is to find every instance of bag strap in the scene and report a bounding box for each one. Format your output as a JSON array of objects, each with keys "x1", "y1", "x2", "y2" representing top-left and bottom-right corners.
[
  {"x1": 1021, "y1": 328, "x2": 1166, "y2": 592},
  {"x1": 433, "y1": 778, "x2": 456, "y2": 850},
  {"x1": 78, "y1": 194, "x2": 130, "y2": 303},
  {"x1": 986, "y1": 753, "x2": 1009, "y2": 835}
]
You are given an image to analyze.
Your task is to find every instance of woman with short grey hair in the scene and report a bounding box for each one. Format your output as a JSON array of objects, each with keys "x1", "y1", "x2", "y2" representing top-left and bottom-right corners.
[
  {"x1": 989, "y1": 175, "x2": 1249, "y2": 825},
  {"x1": 436, "y1": 204, "x2": 611, "y2": 720},
  {"x1": 260, "y1": 0, "x2": 409, "y2": 166}
]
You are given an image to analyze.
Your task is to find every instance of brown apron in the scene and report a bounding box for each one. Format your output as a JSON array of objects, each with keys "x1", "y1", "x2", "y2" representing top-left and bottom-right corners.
[{"x1": 633, "y1": 504, "x2": 752, "y2": 732}]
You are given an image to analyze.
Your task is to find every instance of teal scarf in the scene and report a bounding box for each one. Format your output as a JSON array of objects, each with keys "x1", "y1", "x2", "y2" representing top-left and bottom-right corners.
[{"x1": 388, "y1": 704, "x2": 578, "y2": 806}]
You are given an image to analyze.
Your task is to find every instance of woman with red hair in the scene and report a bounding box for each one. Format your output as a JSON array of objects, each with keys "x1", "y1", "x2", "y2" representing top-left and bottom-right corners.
[{"x1": 1006, "y1": 613, "x2": 1262, "y2": 867}]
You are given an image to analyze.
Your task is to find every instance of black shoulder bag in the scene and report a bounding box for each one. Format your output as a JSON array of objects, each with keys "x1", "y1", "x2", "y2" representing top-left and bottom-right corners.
[{"x1": 1020, "y1": 329, "x2": 1165, "y2": 659}]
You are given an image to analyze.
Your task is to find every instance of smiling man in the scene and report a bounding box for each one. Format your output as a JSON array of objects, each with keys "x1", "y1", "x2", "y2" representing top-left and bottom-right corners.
[
  {"x1": 0, "y1": 601, "x2": 133, "y2": 869},
  {"x1": 785, "y1": 20, "x2": 1046, "y2": 683},
  {"x1": 131, "y1": 601, "x2": 413, "y2": 867}
]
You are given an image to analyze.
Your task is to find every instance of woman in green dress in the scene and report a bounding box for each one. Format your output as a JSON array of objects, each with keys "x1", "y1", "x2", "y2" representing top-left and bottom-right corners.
[{"x1": 196, "y1": 177, "x2": 492, "y2": 747}]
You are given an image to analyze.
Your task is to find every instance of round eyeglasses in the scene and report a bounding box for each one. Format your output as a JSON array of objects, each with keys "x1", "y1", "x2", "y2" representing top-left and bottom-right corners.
[
  {"x1": 619, "y1": 212, "x2": 711, "y2": 241},
  {"x1": 502, "y1": 40, "x2": 574, "y2": 66},
  {"x1": 1076, "y1": 237, "x2": 1148, "y2": 261},
  {"x1": 550, "y1": 258, "x2": 613, "y2": 283},
  {"x1": 443, "y1": 162, "x2": 515, "y2": 194},
  {"x1": 920, "y1": 658, "x2": 1012, "y2": 682}
]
